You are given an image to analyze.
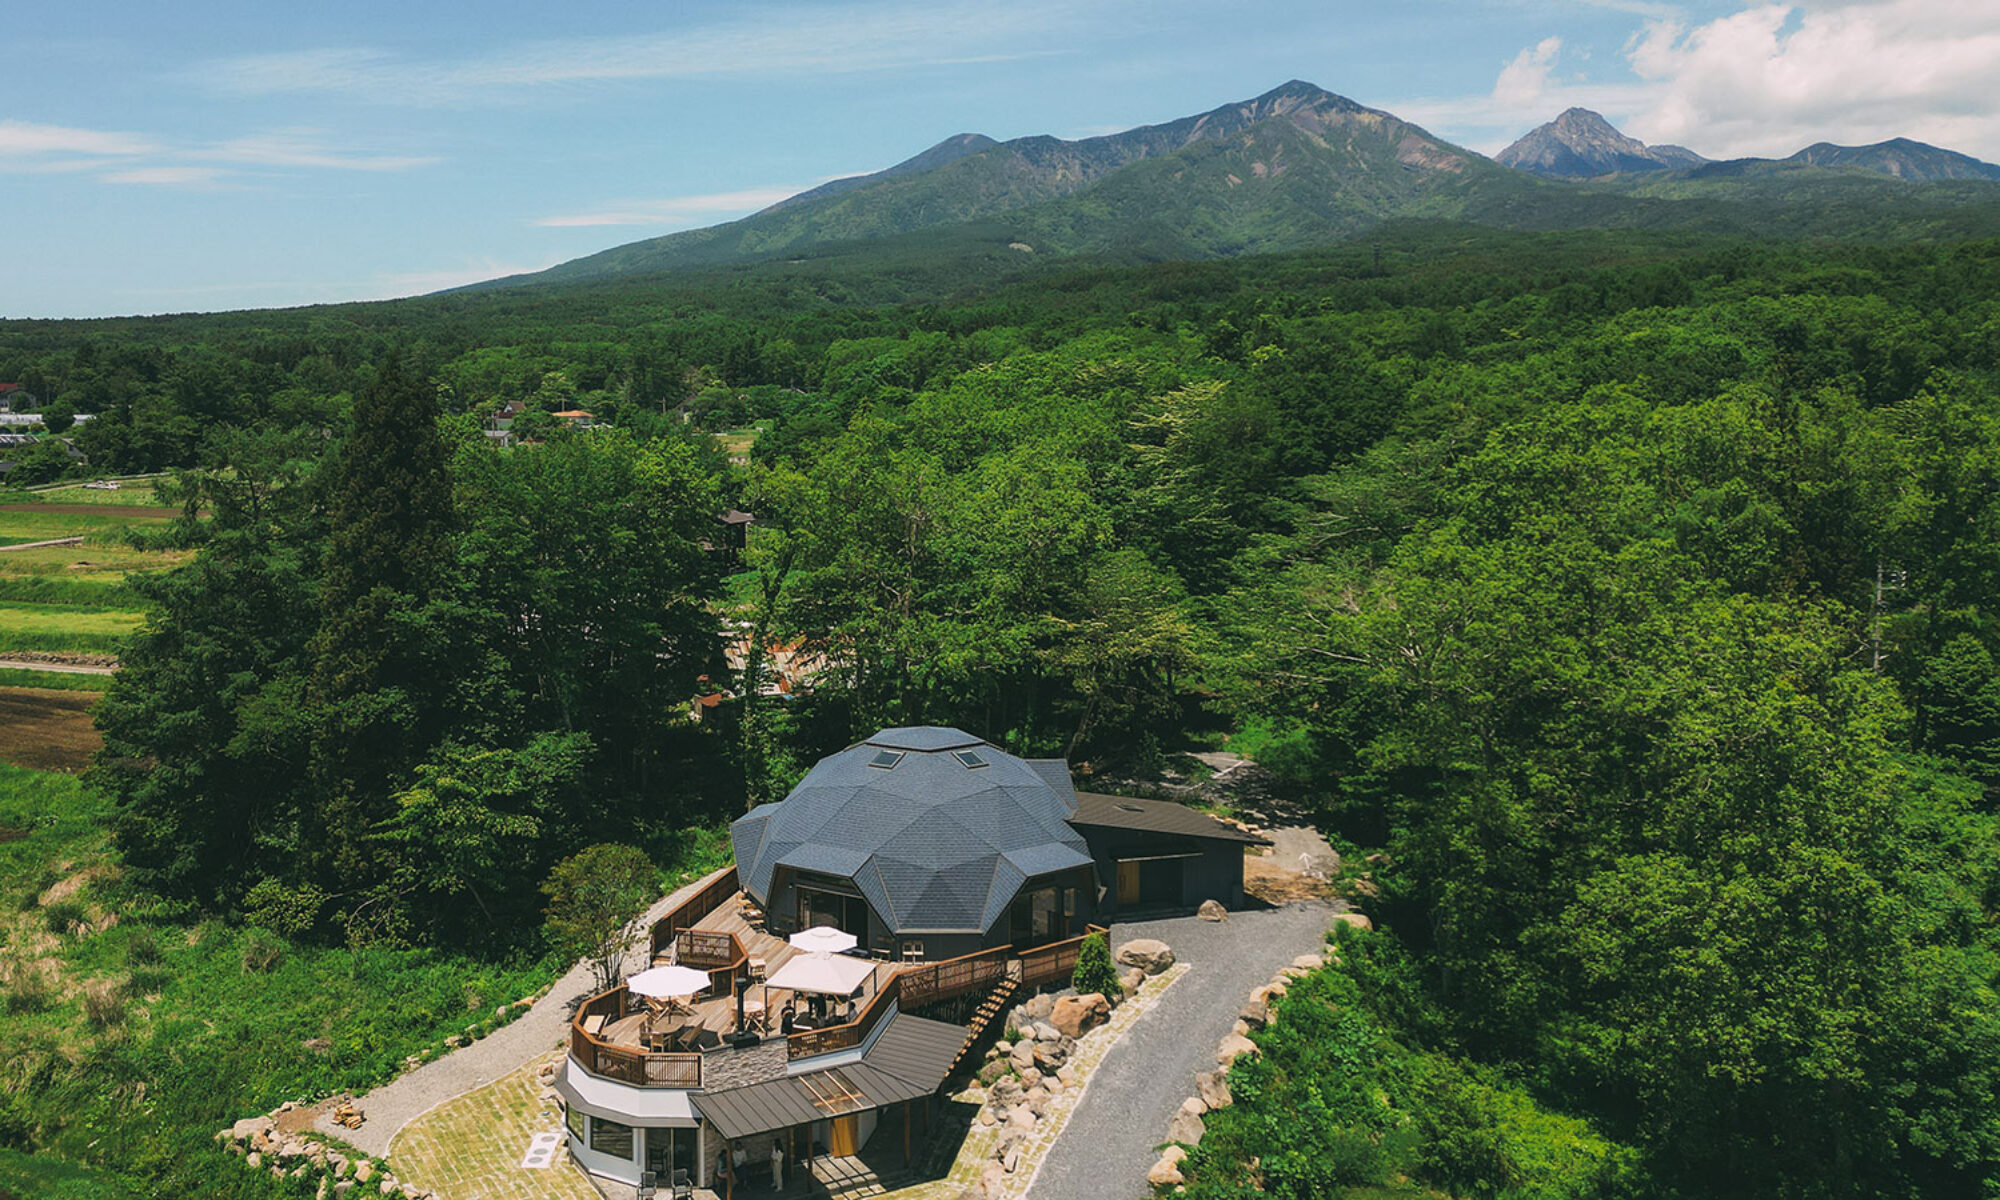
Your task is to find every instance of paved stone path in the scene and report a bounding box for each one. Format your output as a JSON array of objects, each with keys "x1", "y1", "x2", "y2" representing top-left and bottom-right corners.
[
  {"x1": 317, "y1": 866, "x2": 734, "y2": 1157},
  {"x1": 1025, "y1": 901, "x2": 1337, "y2": 1200}
]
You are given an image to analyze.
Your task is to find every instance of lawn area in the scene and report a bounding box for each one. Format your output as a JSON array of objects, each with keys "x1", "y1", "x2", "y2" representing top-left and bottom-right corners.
[
  {"x1": 391, "y1": 1052, "x2": 598, "y2": 1200},
  {"x1": 0, "y1": 762, "x2": 565, "y2": 1200}
]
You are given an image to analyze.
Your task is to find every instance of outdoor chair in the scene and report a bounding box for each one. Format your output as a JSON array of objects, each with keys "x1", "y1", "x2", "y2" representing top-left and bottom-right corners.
[
  {"x1": 637, "y1": 1170, "x2": 657, "y2": 1199},
  {"x1": 670, "y1": 1167, "x2": 693, "y2": 1198}
]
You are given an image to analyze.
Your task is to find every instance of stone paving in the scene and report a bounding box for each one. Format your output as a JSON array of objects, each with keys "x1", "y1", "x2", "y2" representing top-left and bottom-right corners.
[{"x1": 390, "y1": 1050, "x2": 599, "y2": 1200}]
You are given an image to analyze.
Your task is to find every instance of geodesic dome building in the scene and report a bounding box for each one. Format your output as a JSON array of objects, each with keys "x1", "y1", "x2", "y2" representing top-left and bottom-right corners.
[{"x1": 730, "y1": 727, "x2": 1099, "y2": 960}]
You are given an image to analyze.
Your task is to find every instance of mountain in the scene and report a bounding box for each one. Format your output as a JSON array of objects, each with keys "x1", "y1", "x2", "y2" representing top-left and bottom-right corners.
[
  {"x1": 479, "y1": 81, "x2": 1558, "y2": 289},
  {"x1": 1781, "y1": 137, "x2": 2000, "y2": 182},
  {"x1": 471, "y1": 84, "x2": 2000, "y2": 294},
  {"x1": 1496, "y1": 108, "x2": 1706, "y2": 178}
]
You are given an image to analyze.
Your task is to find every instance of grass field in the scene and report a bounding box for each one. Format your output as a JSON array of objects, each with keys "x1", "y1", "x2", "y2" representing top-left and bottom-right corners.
[
  {"x1": 0, "y1": 762, "x2": 564, "y2": 1199},
  {"x1": 21, "y1": 482, "x2": 169, "y2": 507},
  {"x1": 0, "y1": 602, "x2": 146, "y2": 655},
  {"x1": 0, "y1": 506, "x2": 180, "y2": 725}
]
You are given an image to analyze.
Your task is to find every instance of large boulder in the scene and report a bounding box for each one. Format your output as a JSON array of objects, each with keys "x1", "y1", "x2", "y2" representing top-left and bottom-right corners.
[
  {"x1": 1023, "y1": 993, "x2": 1057, "y2": 1021},
  {"x1": 1168, "y1": 1097, "x2": 1207, "y2": 1146},
  {"x1": 1196, "y1": 1070, "x2": 1233, "y2": 1109},
  {"x1": 1115, "y1": 939, "x2": 1175, "y2": 975},
  {"x1": 1147, "y1": 1152, "x2": 1187, "y2": 1187},
  {"x1": 1240, "y1": 990, "x2": 1269, "y2": 1027},
  {"x1": 1216, "y1": 1033, "x2": 1258, "y2": 1066},
  {"x1": 1050, "y1": 993, "x2": 1110, "y2": 1039},
  {"x1": 1120, "y1": 967, "x2": 1146, "y2": 994},
  {"x1": 1197, "y1": 898, "x2": 1227, "y2": 922},
  {"x1": 1332, "y1": 911, "x2": 1374, "y2": 932}
]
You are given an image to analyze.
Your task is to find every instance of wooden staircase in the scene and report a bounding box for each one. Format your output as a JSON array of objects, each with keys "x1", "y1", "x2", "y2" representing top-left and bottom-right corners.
[{"x1": 949, "y1": 976, "x2": 1019, "y2": 1077}]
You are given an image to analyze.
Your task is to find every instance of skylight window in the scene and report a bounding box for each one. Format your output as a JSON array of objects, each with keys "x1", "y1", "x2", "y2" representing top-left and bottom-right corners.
[
  {"x1": 867, "y1": 749, "x2": 905, "y2": 770},
  {"x1": 952, "y1": 749, "x2": 990, "y2": 770}
]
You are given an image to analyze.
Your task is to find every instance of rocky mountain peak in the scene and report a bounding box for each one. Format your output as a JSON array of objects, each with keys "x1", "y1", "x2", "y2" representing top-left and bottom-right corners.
[{"x1": 1497, "y1": 108, "x2": 1707, "y2": 179}]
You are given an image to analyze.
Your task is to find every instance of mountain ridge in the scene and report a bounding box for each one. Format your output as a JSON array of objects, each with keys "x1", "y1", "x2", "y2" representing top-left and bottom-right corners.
[{"x1": 467, "y1": 83, "x2": 2000, "y2": 293}]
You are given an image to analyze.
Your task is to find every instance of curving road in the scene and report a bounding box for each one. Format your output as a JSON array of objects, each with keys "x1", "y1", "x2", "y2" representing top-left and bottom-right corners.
[{"x1": 1026, "y1": 901, "x2": 1337, "y2": 1200}]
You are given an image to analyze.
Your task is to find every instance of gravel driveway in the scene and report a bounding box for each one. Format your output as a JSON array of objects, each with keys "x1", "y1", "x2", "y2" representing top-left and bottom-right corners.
[{"x1": 1026, "y1": 901, "x2": 1337, "y2": 1200}]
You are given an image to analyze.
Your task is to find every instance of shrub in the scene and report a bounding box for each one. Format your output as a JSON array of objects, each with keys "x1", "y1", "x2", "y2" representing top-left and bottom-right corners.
[
  {"x1": 125, "y1": 928, "x2": 162, "y2": 966},
  {"x1": 1071, "y1": 931, "x2": 1120, "y2": 997},
  {"x1": 240, "y1": 931, "x2": 285, "y2": 974},
  {"x1": 3, "y1": 964, "x2": 51, "y2": 1015},
  {"x1": 41, "y1": 899, "x2": 87, "y2": 937},
  {"x1": 243, "y1": 879, "x2": 327, "y2": 938},
  {"x1": 82, "y1": 979, "x2": 126, "y2": 1029}
]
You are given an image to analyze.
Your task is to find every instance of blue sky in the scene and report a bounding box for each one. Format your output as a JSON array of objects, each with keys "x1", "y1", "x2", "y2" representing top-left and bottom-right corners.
[{"x1": 6, "y1": 0, "x2": 1997, "y2": 318}]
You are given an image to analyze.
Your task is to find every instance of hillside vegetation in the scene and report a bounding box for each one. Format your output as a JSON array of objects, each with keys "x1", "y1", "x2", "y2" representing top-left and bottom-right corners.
[{"x1": 2, "y1": 226, "x2": 1999, "y2": 1197}]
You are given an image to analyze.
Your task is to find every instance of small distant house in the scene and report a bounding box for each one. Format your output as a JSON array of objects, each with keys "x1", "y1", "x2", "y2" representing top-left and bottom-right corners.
[
  {"x1": 552, "y1": 409, "x2": 597, "y2": 428},
  {"x1": 487, "y1": 399, "x2": 526, "y2": 430}
]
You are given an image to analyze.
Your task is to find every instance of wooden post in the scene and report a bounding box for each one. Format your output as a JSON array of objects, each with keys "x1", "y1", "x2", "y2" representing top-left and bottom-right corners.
[{"x1": 903, "y1": 1100, "x2": 912, "y2": 1167}]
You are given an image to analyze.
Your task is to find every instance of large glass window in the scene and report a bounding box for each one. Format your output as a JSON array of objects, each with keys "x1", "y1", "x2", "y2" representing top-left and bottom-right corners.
[
  {"x1": 590, "y1": 1116, "x2": 635, "y2": 1159},
  {"x1": 566, "y1": 1105, "x2": 586, "y2": 1139}
]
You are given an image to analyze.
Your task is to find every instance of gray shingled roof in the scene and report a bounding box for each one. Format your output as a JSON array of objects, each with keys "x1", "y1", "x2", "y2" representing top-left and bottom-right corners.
[{"x1": 731, "y1": 727, "x2": 1093, "y2": 936}]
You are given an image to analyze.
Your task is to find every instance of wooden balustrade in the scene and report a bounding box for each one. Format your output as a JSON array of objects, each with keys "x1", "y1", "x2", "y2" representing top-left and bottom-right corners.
[
  {"x1": 567, "y1": 984, "x2": 703, "y2": 1090},
  {"x1": 787, "y1": 973, "x2": 901, "y2": 1060},
  {"x1": 1017, "y1": 924, "x2": 1109, "y2": 990},
  {"x1": 649, "y1": 865, "x2": 740, "y2": 959},
  {"x1": 897, "y1": 945, "x2": 1012, "y2": 1009}
]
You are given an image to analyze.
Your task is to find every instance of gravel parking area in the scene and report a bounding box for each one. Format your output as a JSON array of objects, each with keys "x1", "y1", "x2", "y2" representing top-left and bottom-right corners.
[{"x1": 1025, "y1": 901, "x2": 1337, "y2": 1200}]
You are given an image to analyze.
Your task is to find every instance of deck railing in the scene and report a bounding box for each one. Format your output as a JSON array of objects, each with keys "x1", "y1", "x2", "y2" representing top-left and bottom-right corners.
[
  {"x1": 786, "y1": 972, "x2": 901, "y2": 1061},
  {"x1": 567, "y1": 985, "x2": 703, "y2": 1089},
  {"x1": 897, "y1": 944, "x2": 1013, "y2": 1009},
  {"x1": 648, "y1": 865, "x2": 740, "y2": 960},
  {"x1": 1017, "y1": 924, "x2": 1109, "y2": 990}
]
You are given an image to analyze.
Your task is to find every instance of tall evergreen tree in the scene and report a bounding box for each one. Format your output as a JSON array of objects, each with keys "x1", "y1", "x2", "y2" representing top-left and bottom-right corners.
[{"x1": 306, "y1": 357, "x2": 459, "y2": 908}]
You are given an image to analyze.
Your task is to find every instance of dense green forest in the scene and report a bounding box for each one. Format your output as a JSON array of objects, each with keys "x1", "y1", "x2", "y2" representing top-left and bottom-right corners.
[{"x1": 6, "y1": 223, "x2": 2000, "y2": 1197}]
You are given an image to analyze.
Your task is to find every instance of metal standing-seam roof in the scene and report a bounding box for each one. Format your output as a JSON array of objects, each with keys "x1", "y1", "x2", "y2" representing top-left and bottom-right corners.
[
  {"x1": 731, "y1": 727, "x2": 1093, "y2": 936},
  {"x1": 691, "y1": 1011, "x2": 966, "y2": 1140}
]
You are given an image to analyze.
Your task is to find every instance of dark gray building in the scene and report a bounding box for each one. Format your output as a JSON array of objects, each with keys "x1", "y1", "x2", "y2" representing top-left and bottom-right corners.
[{"x1": 730, "y1": 727, "x2": 1268, "y2": 961}]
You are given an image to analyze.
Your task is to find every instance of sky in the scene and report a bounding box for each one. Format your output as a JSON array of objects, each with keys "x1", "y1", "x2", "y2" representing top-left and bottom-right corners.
[{"x1": 6, "y1": 0, "x2": 2000, "y2": 318}]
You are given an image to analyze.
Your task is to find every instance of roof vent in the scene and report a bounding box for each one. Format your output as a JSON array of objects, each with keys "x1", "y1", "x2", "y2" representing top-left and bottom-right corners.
[
  {"x1": 952, "y1": 749, "x2": 990, "y2": 770},
  {"x1": 867, "y1": 750, "x2": 905, "y2": 770}
]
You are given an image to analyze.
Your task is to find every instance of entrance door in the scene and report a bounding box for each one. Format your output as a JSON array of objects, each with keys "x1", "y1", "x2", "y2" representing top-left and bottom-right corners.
[
  {"x1": 828, "y1": 1115, "x2": 860, "y2": 1157},
  {"x1": 1117, "y1": 860, "x2": 1141, "y2": 906},
  {"x1": 644, "y1": 1128, "x2": 695, "y2": 1184}
]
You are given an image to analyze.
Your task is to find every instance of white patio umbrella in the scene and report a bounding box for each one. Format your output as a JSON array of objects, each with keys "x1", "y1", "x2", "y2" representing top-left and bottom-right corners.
[
  {"x1": 766, "y1": 951, "x2": 875, "y2": 997},
  {"x1": 787, "y1": 925, "x2": 858, "y2": 955},
  {"x1": 627, "y1": 964, "x2": 713, "y2": 1000}
]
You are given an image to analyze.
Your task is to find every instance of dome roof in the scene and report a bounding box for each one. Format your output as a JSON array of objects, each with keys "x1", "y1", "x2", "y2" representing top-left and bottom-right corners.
[{"x1": 730, "y1": 727, "x2": 1091, "y2": 935}]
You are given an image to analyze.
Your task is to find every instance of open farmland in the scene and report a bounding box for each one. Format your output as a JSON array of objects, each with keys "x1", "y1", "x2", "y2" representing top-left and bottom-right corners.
[{"x1": 0, "y1": 496, "x2": 182, "y2": 772}]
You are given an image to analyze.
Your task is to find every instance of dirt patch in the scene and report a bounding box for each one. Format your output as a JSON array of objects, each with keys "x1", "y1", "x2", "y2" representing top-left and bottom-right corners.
[
  {"x1": 0, "y1": 686, "x2": 101, "y2": 771},
  {"x1": 1244, "y1": 855, "x2": 1334, "y2": 906},
  {"x1": 274, "y1": 1100, "x2": 332, "y2": 1135}
]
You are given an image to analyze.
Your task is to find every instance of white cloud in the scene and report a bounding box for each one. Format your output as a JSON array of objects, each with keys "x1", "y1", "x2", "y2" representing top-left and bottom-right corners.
[
  {"x1": 1494, "y1": 36, "x2": 1565, "y2": 109},
  {"x1": 0, "y1": 120, "x2": 155, "y2": 159},
  {"x1": 200, "y1": 130, "x2": 439, "y2": 172},
  {"x1": 1390, "y1": 1, "x2": 2000, "y2": 162},
  {"x1": 202, "y1": 0, "x2": 1072, "y2": 105},
  {"x1": 1623, "y1": 1, "x2": 2000, "y2": 159},
  {"x1": 100, "y1": 165, "x2": 232, "y2": 187},
  {"x1": 536, "y1": 185, "x2": 817, "y2": 228}
]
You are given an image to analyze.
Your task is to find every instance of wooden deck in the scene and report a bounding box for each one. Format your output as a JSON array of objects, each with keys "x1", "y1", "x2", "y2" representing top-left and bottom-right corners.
[{"x1": 596, "y1": 894, "x2": 895, "y2": 1053}]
